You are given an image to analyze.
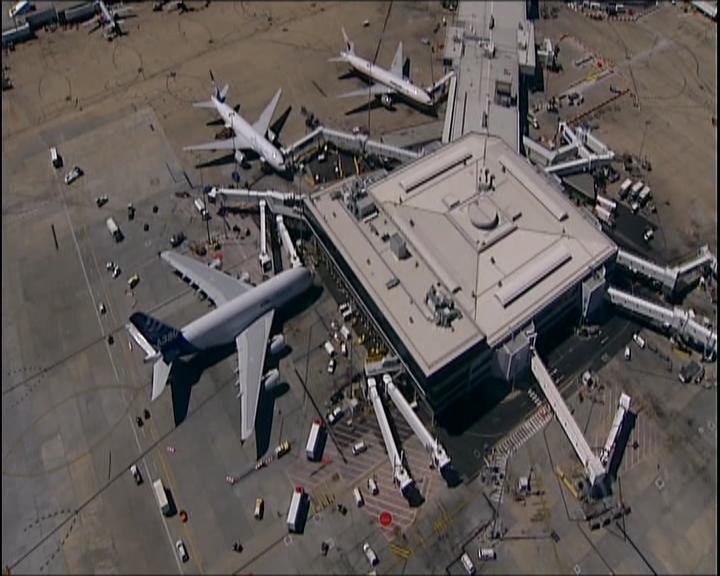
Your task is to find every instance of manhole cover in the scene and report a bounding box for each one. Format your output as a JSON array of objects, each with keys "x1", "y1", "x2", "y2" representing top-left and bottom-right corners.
[{"x1": 379, "y1": 512, "x2": 392, "y2": 527}]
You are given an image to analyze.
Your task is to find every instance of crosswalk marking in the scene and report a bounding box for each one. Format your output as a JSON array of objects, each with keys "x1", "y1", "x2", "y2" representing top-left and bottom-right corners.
[{"x1": 493, "y1": 407, "x2": 552, "y2": 458}]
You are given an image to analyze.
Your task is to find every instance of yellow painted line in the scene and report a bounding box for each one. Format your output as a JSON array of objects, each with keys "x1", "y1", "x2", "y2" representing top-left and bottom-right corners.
[{"x1": 389, "y1": 544, "x2": 412, "y2": 559}]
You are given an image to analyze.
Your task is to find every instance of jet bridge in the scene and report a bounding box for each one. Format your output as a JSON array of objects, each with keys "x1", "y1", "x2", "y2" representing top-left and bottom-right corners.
[
  {"x1": 208, "y1": 187, "x2": 301, "y2": 204},
  {"x1": 616, "y1": 246, "x2": 717, "y2": 295},
  {"x1": 258, "y1": 200, "x2": 271, "y2": 273},
  {"x1": 367, "y1": 377, "x2": 414, "y2": 494},
  {"x1": 382, "y1": 374, "x2": 451, "y2": 474},
  {"x1": 523, "y1": 121, "x2": 614, "y2": 176},
  {"x1": 275, "y1": 215, "x2": 302, "y2": 269},
  {"x1": 607, "y1": 286, "x2": 717, "y2": 359},
  {"x1": 530, "y1": 352, "x2": 607, "y2": 498},
  {"x1": 282, "y1": 126, "x2": 422, "y2": 166},
  {"x1": 600, "y1": 393, "x2": 631, "y2": 468}
]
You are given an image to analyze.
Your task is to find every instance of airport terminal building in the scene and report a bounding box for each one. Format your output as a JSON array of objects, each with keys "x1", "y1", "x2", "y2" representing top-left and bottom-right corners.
[{"x1": 304, "y1": 132, "x2": 617, "y2": 416}]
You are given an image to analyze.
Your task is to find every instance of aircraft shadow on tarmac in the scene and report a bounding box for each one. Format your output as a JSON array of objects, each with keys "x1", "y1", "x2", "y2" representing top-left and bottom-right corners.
[
  {"x1": 170, "y1": 342, "x2": 237, "y2": 426},
  {"x1": 168, "y1": 339, "x2": 292, "y2": 456}
]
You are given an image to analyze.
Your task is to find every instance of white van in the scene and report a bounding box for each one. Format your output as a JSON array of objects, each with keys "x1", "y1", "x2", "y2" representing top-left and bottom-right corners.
[
  {"x1": 479, "y1": 548, "x2": 497, "y2": 561},
  {"x1": 324, "y1": 341, "x2": 335, "y2": 357},
  {"x1": 461, "y1": 552, "x2": 476, "y2": 575},
  {"x1": 352, "y1": 440, "x2": 367, "y2": 456},
  {"x1": 632, "y1": 333, "x2": 646, "y2": 349},
  {"x1": 50, "y1": 147, "x2": 62, "y2": 169},
  {"x1": 368, "y1": 476, "x2": 379, "y2": 495},
  {"x1": 353, "y1": 486, "x2": 364, "y2": 507}
]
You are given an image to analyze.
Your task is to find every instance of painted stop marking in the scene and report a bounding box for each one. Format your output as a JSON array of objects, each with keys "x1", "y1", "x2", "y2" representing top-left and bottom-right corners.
[{"x1": 379, "y1": 512, "x2": 392, "y2": 527}]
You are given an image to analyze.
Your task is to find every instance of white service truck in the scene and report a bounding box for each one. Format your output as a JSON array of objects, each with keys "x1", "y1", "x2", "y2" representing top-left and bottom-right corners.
[{"x1": 153, "y1": 478, "x2": 171, "y2": 516}]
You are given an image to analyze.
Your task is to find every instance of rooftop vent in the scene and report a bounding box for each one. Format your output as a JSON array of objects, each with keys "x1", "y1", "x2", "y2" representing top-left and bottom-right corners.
[
  {"x1": 390, "y1": 234, "x2": 409, "y2": 260},
  {"x1": 468, "y1": 199, "x2": 499, "y2": 230}
]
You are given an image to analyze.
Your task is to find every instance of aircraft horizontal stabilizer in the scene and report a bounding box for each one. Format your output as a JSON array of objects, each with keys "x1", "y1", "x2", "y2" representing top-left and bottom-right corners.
[
  {"x1": 152, "y1": 357, "x2": 172, "y2": 401},
  {"x1": 125, "y1": 321, "x2": 160, "y2": 363},
  {"x1": 328, "y1": 56, "x2": 346, "y2": 63},
  {"x1": 192, "y1": 99, "x2": 217, "y2": 109}
]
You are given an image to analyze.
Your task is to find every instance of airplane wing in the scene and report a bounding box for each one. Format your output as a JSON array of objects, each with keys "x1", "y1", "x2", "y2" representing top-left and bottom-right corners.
[
  {"x1": 389, "y1": 41, "x2": 404, "y2": 77},
  {"x1": 183, "y1": 135, "x2": 252, "y2": 153},
  {"x1": 236, "y1": 309, "x2": 274, "y2": 441},
  {"x1": 337, "y1": 83, "x2": 394, "y2": 99},
  {"x1": 252, "y1": 88, "x2": 282, "y2": 138},
  {"x1": 160, "y1": 250, "x2": 253, "y2": 306}
]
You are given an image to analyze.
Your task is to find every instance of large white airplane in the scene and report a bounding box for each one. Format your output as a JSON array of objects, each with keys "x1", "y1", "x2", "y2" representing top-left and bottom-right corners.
[
  {"x1": 126, "y1": 252, "x2": 312, "y2": 442},
  {"x1": 184, "y1": 74, "x2": 287, "y2": 173},
  {"x1": 330, "y1": 27, "x2": 453, "y2": 111}
]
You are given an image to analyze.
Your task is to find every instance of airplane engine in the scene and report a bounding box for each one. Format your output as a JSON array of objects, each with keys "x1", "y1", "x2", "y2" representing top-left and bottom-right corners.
[
  {"x1": 269, "y1": 334, "x2": 286, "y2": 356},
  {"x1": 262, "y1": 369, "x2": 281, "y2": 392},
  {"x1": 381, "y1": 94, "x2": 392, "y2": 108},
  {"x1": 234, "y1": 150, "x2": 245, "y2": 165}
]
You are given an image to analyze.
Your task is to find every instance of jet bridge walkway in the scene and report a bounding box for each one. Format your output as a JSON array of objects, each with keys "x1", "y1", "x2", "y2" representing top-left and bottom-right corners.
[
  {"x1": 607, "y1": 286, "x2": 717, "y2": 359},
  {"x1": 275, "y1": 215, "x2": 301, "y2": 269},
  {"x1": 615, "y1": 246, "x2": 717, "y2": 295},
  {"x1": 523, "y1": 121, "x2": 615, "y2": 176},
  {"x1": 367, "y1": 377, "x2": 414, "y2": 494},
  {"x1": 600, "y1": 393, "x2": 631, "y2": 469},
  {"x1": 530, "y1": 352, "x2": 607, "y2": 497},
  {"x1": 382, "y1": 374, "x2": 451, "y2": 474},
  {"x1": 282, "y1": 126, "x2": 422, "y2": 166}
]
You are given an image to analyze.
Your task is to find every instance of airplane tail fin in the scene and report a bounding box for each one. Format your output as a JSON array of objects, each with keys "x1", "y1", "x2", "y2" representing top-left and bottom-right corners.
[
  {"x1": 128, "y1": 312, "x2": 185, "y2": 401},
  {"x1": 341, "y1": 27, "x2": 354, "y2": 54},
  {"x1": 209, "y1": 69, "x2": 229, "y2": 103}
]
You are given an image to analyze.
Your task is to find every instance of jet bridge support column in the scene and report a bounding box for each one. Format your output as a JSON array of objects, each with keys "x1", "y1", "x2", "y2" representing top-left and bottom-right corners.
[
  {"x1": 367, "y1": 377, "x2": 414, "y2": 494},
  {"x1": 530, "y1": 352, "x2": 607, "y2": 498},
  {"x1": 382, "y1": 374, "x2": 451, "y2": 474},
  {"x1": 275, "y1": 215, "x2": 301, "y2": 269}
]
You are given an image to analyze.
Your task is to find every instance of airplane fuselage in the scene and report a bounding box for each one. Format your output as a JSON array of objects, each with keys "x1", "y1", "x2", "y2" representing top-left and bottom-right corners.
[
  {"x1": 180, "y1": 266, "x2": 312, "y2": 351},
  {"x1": 212, "y1": 96, "x2": 286, "y2": 172},
  {"x1": 341, "y1": 51, "x2": 433, "y2": 107}
]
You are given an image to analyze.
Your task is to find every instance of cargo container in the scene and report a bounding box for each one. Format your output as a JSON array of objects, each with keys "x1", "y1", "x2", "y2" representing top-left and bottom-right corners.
[
  {"x1": 305, "y1": 419, "x2": 324, "y2": 461},
  {"x1": 286, "y1": 486, "x2": 306, "y2": 533}
]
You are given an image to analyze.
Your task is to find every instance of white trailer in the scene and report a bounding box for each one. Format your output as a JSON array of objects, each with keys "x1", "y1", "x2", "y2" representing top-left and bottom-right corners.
[
  {"x1": 594, "y1": 205, "x2": 615, "y2": 227},
  {"x1": 596, "y1": 194, "x2": 617, "y2": 213},
  {"x1": 619, "y1": 178, "x2": 633, "y2": 198},
  {"x1": 194, "y1": 197, "x2": 208, "y2": 220},
  {"x1": 638, "y1": 185, "x2": 651, "y2": 206},
  {"x1": 630, "y1": 180, "x2": 644, "y2": 198},
  {"x1": 153, "y1": 478, "x2": 171, "y2": 516},
  {"x1": 305, "y1": 419, "x2": 324, "y2": 461},
  {"x1": 106, "y1": 217, "x2": 123, "y2": 242},
  {"x1": 286, "y1": 486, "x2": 306, "y2": 533}
]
